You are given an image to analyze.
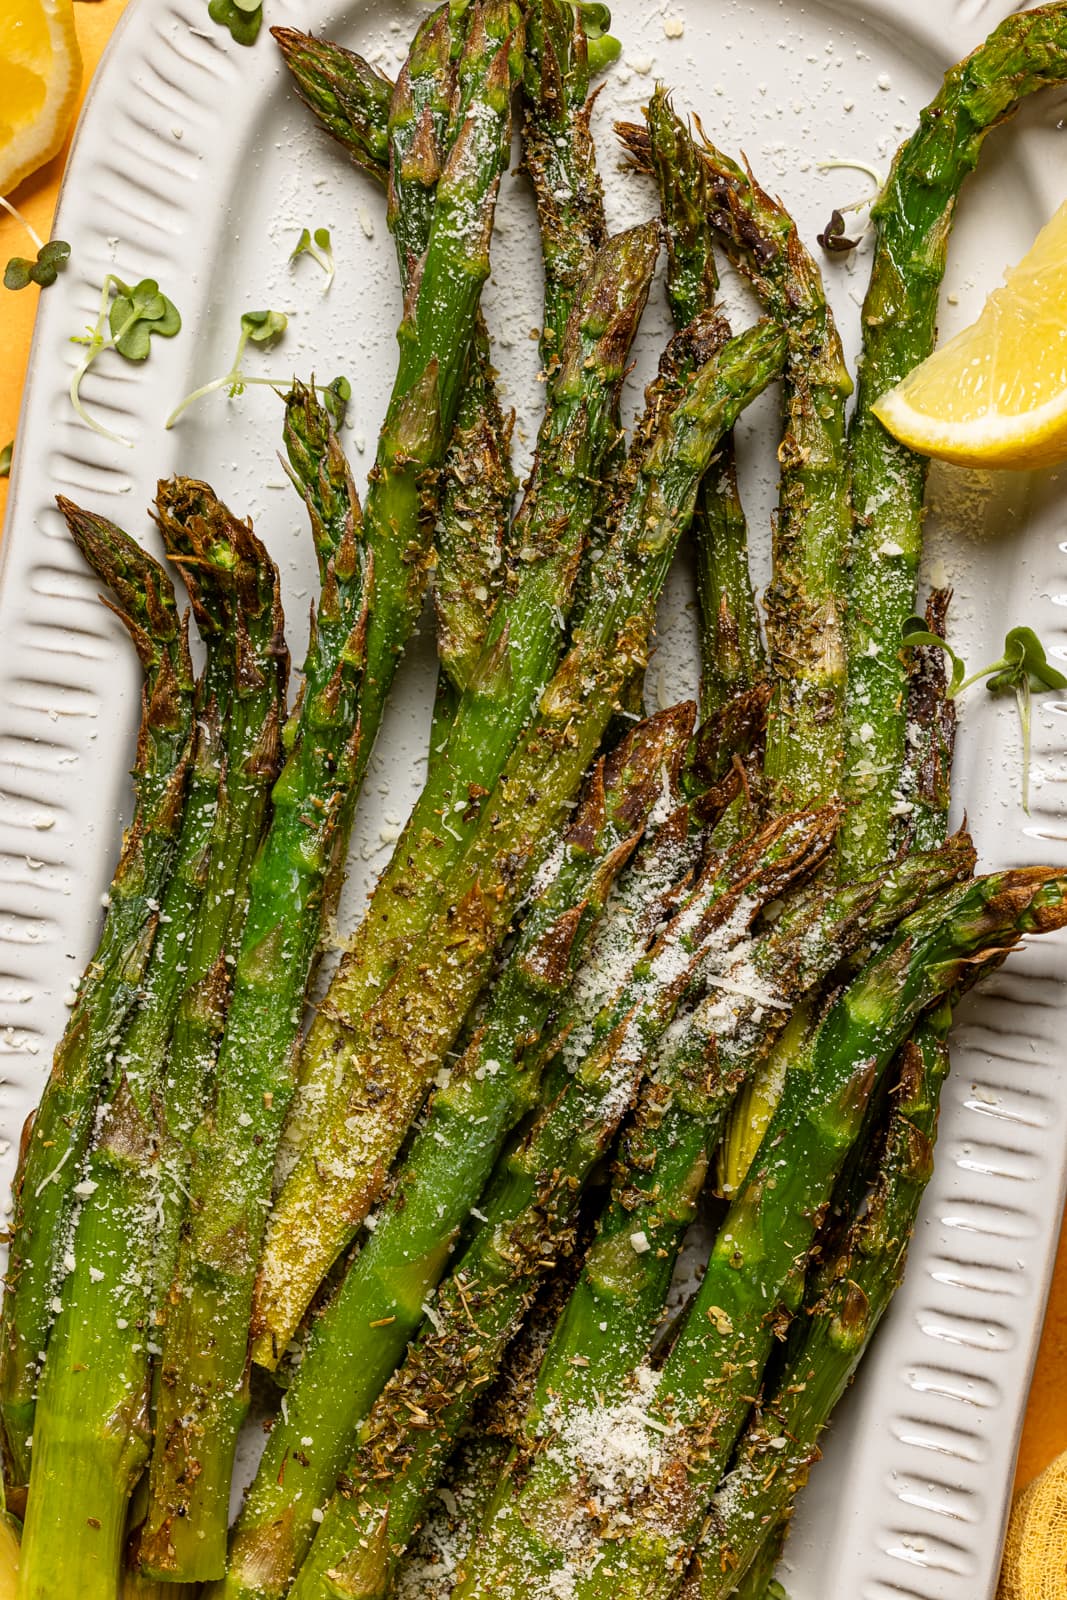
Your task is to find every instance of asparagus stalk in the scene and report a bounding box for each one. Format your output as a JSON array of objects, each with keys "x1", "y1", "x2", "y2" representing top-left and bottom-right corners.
[
  {"x1": 274, "y1": 3, "x2": 611, "y2": 711},
  {"x1": 214, "y1": 705, "x2": 693, "y2": 1600},
  {"x1": 386, "y1": 5, "x2": 458, "y2": 282},
  {"x1": 260, "y1": 221, "x2": 660, "y2": 1357},
  {"x1": 136, "y1": 388, "x2": 370, "y2": 1581},
  {"x1": 523, "y1": 0, "x2": 607, "y2": 370},
  {"x1": 288, "y1": 806, "x2": 835, "y2": 1600},
  {"x1": 688, "y1": 1018, "x2": 950, "y2": 1600},
  {"x1": 150, "y1": 482, "x2": 289, "y2": 1305},
  {"x1": 0, "y1": 504, "x2": 196, "y2": 1488},
  {"x1": 623, "y1": 95, "x2": 853, "y2": 810},
  {"x1": 254, "y1": 317, "x2": 787, "y2": 1373},
  {"x1": 232, "y1": 707, "x2": 731, "y2": 1600},
  {"x1": 18, "y1": 494, "x2": 286, "y2": 1600},
  {"x1": 557, "y1": 867, "x2": 1067, "y2": 1600},
  {"x1": 271, "y1": 27, "x2": 392, "y2": 182},
  {"x1": 141, "y1": 9, "x2": 524, "y2": 1566},
  {"x1": 899, "y1": 588, "x2": 957, "y2": 853},
  {"x1": 630, "y1": 91, "x2": 765, "y2": 724},
  {"x1": 447, "y1": 833, "x2": 974, "y2": 1599},
  {"x1": 839, "y1": 2, "x2": 1067, "y2": 877},
  {"x1": 398, "y1": 1236, "x2": 601, "y2": 1600}
]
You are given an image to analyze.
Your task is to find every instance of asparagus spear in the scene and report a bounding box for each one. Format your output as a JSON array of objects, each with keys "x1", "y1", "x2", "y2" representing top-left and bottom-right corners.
[
  {"x1": 254, "y1": 317, "x2": 788, "y2": 1372},
  {"x1": 274, "y1": 14, "x2": 513, "y2": 707},
  {"x1": 287, "y1": 806, "x2": 835, "y2": 1600},
  {"x1": 899, "y1": 588, "x2": 957, "y2": 853},
  {"x1": 274, "y1": 3, "x2": 610, "y2": 712},
  {"x1": 687, "y1": 1018, "x2": 950, "y2": 1600},
  {"x1": 231, "y1": 704, "x2": 748, "y2": 1600},
  {"x1": 271, "y1": 27, "x2": 392, "y2": 182},
  {"x1": 398, "y1": 1235, "x2": 601, "y2": 1600},
  {"x1": 447, "y1": 833, "x2": 974, "y2": 1599},
  {"x1": 18, "y1": 492, "x2": 286, "y2": 1600},
  {"x1": 622, "y1": 95, "x2": 853, "y2": 810},
  {"x1": 839, "y1": 2, "x2": 1067, "y2": 877},
  {"x1": 260, "y1": 220, "x2": 659, "y2": 1357},
  {"x1": 136, "y1": 389, "x2": 370, "y2": 1581},
  {"x1": 141, "y1": 8, "x2": 524, "y2": 1567},
  {"x1": 0, "y1": 504, "x2": 196, "y2": 1488},
  {"x1": 151, "y1": 483, "x2": 289, "y2": 1306},
  {"x1": 555, "y1": 868, "x2": 1067, "y2": 1600},
  {"x1": 523, "y1": 0, "x2": 607, "y2": 370},
  {"x1": 628, "y1": 93, "x2": 765, "y2": 724},
  {"x1": 214, "y1": 705, "x2": 692, "y2": 1600}
]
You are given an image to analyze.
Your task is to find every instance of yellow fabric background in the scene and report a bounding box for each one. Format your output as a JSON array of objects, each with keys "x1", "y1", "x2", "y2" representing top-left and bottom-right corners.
[{"x1": 0, "y1": 0, "x2": 1063, "y2": 1503}]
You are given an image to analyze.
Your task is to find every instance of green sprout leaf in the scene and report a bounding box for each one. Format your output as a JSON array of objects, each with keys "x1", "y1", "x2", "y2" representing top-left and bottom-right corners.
[
  {"x1": 901, "y1": 618, "x2": 967, "y2": 695},
  {"x1": 322, "y1": 374, "x2": 351, "y2": 431},
  {"x1": 289, "y1": 227, "x2": 335, "y2": 292},
  {"x1": 0, "y1": 441, "x2": 12, "y2": 478},
  {"x1": 240, "y1": 308, "x2": 289, "y2": 345},
  {"x1": 68, "y1": 272, "x2": 182, "y2": 446},
  {"x1": 207, "y1": 0, "x2": 262, "y2": 46},
  {"x1": 167, "y1": 307, "x2": 291, "y2": 426},
  {"x1": 902, "y1": 619, "x2": 1067, "y2": 810},
  {"x1": 107, "y1": 279, "x2": 182, "y2": 361},
  {"x1": 3, "y1": 258, "x2": 33, "y2": 291},
  {"x1": 4, "y1": 240, "x2": 70, "y2": 291},
  {"x1": 575, "y1": 1, "x2": 612, "y2": 37}
]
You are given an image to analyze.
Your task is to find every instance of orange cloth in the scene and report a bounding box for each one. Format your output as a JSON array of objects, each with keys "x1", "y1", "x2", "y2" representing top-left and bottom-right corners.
[{"x1": 0, "y1": 0, "x2": 1064, "y2": 1503}]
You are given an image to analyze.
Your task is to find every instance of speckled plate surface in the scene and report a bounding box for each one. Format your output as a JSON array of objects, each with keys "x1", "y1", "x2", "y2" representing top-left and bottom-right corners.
[{"x1": 1, "y1": 0, "x2": 1066, "y2": 1594}]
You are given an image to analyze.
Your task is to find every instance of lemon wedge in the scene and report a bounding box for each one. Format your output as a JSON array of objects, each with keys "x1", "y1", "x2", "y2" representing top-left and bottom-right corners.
[
  {"x1": 0, "y1": 0, "x2": 82, "y2": 197},
  {"x1": 873, "y1": 195, "x2": 1067, "y2": 470}
]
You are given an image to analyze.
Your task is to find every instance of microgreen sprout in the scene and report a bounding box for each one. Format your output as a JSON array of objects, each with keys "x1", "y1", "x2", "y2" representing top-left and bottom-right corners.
[
  {"x1": 69, "y1": 276, "x2": 182, "y2": 446},
  {"x1": 903, "y1": 620, "x2": 1067, "y2": 808},
  {"x1": 1, "y1": 196, "x2": 70, "y2": 291},
  {"x1": 166, "y1": 308, "x2": 351, "y2": 433},
  {"x1": 816, "y1": 158, "x2": 884, "y2": 257},
  {"x1": 290, "y1": 228, "x2": 335, "y2": 291},
  {"x1": 0, "y1": 441, "x2": 11, "y2": 478},
  {"x1": 166, "y1": 309, "x2": 288, "y2": 429},
  {"x1": 207, "y1": 0, "x2": 262, "y2": 47},
  {"x1": 321, "y1": 375, "x2": 352, "y2": 431}
]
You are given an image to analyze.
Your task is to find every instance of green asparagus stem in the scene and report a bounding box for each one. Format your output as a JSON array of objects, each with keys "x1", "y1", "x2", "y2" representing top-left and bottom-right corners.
[
  {"x1": 623, "y1": 95, "x2": 853, "y2": 810},
  {"x1": 839, "y1": 2, "x2": 1067, "y2": 877},
  {"x1": 523, "y1": 0, "x2": 607, "y2": 370},
  {"x1": 273, "y1": 18, "x2": 517, "y2": 722},
  {"x1": 253, "y1": 318, "x2": 787, "y2": 1376},
  {"x1": 398, "y1": 1235, "x2": 601, "y2": 1600},
  {"x1": 18, "y1": 494, "x2": 286, "y2": 1600},
  {"x1": 271, "y1": 27, "x2": 392, "y2": 182},
  {"x1": 899, "y1": 588, "x2": 957, "y2": 853},
  {"x1": 561, "y1": 867, "x2": 1067, "y2": 1600},
  {"x1": 448, "y1": 833, "x2": 974, "y2": 1599},
  {"x1": 389, "y1": 7, "x2": 519, "y2": 718},
  {"x1": 628, "y1": 93, "x2": 765, "y2": 723},
  {"x1": 0, "y1": 503, "x2": 196, "y2": 1489},
  {"x1": 288, "y1": 806, "x2": 834, "y2": 1600},
  {"x1": 150, "y1": 483, "x2": 289, "y2": 1310},
  {"x1": 688, "y1": 1017, "x2": 950, "y2": 1600},
  {"x1": 141, "y1": 8, "x2": 524, "y2": 1567},
  {"x1": 387, "y1": 6, "x2": 457, "y2": 282},
  {"x1": 213, "y1": 705, "x2": 692, "y2": 1600},
  {"x1": 256, "y1": 222, "x2": 663, "y2": 1362},
  {"x1": 349, "y1": 0, "x2": 523, "y2": 772},
  {"x1": 271, "y1": 10, "x2": 610, "y2": 715},
  {"x1": 136, "y1": 389, "x2": 370, "y2": 1582}
]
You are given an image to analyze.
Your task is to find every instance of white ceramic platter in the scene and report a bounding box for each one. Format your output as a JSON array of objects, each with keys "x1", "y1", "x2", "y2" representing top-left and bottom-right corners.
[{"x1": 2, "y1": 0, "x2": 1067, "y2": 1594}]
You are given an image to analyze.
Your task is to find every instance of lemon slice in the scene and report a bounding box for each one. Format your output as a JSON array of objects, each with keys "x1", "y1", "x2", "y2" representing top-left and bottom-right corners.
[
  {"x1": 0, "y1": 0, "x2": 82, "y2": 197},
  {"x1": 873, "y1": 196, "x2": 1067, "y2": 470}
]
